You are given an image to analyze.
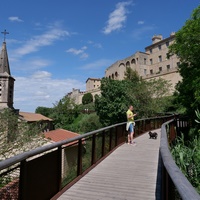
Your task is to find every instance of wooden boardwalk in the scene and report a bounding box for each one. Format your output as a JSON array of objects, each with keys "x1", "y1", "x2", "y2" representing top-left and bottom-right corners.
[{"x1": 57, "y1": 129, "x2": 161, "y2": 200}]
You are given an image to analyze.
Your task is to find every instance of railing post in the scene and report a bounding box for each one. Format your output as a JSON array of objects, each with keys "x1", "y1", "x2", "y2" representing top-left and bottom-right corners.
[
  {"x1": 115, "y1": 126, "x2": 118, "y2": 146},
  {"x1": 19, "y1": 160, "x2": 27, "y2": 200},
  {"x1": 168, "y1": 122, "x2": 176, "y2": 145},
  {"x1": 77, "y1": 139, "x2": 83, "y2": 176},
  {"x1": 57, "y1": 146, "x2": 62, "y2": 190},
  {"x1": 101, "y1": 131, "x2": 105, "y2": 157},
  {"x1": 91, "y1": 134, "x2": 96, "y2": 165},
  {"x1": 146, "y1": 119, "x2": 151, "y2": 131},
  {"x1": 109, "y1": 128, "x2": 112, "y2": 151}
]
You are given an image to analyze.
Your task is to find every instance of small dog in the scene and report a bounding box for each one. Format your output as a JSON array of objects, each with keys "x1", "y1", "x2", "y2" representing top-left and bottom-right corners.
[{"x1": 148, "y1": 131, "x2": 158, "y2": 139}]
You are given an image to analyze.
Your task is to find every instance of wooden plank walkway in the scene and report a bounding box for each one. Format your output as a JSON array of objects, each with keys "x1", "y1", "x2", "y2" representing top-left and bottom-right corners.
[{"x1": 57, "y1": 129, "x2": 161, "y2": 200}]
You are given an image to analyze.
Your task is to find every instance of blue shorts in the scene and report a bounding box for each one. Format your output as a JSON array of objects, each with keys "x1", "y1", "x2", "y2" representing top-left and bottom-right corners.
[{"x1": 128, "y1": 123, "x2": 134, "y2": 133}]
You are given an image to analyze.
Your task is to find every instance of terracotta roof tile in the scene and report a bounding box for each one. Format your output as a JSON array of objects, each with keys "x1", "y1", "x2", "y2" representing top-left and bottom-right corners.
[
  {"x1": 44, "y1": 129, "x2": 83, "y2": 146},
  {"x1": 19, "y1": 112, "x2": 53, "y2": 122}
]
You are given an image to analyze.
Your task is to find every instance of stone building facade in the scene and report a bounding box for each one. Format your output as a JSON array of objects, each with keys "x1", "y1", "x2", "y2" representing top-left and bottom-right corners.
[
  {"x1": 86, "y1": 78, "x2": 101, "y2": 91},
  {"x1": 69, "y1": 32, "x2": 182, "y2": 104},
  {"x1": 105, "y1": 32, "x2": 181, "y2": 93},
  {"x1": 67, "y1": 78, "x2": 102, "y2": 105}
]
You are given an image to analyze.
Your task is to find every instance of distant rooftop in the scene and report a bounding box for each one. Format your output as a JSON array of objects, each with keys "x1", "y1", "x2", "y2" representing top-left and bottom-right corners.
[{"x1": 19, "y1": 111, "x2": 53, "y2": 122}]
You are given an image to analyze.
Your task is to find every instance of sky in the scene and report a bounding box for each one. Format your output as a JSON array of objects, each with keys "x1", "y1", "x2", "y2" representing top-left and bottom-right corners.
[{"x1": 0, "y1": 0, "x2": 199, "y2": 112}]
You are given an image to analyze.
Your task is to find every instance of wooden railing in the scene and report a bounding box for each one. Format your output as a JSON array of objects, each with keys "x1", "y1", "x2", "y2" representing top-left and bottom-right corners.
[
  {"x1": 0, "y1": 115, "x2": 184, "y2": 200},
  {"x1": 160, "y1": 117, "x2": 200, "y2": 200}
]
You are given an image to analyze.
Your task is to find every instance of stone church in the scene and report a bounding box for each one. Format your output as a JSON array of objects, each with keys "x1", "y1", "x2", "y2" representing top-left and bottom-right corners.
[{"x1": 0, "y1": 36, "x2": 53, "y2": 131}]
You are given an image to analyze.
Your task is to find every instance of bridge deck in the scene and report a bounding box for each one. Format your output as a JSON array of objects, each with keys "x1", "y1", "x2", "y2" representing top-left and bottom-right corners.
[{"x1": 57, "y1": 129, "x2": 161, "y2": 200}]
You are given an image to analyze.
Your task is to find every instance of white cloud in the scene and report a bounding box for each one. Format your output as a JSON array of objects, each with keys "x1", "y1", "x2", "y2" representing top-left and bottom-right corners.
[
  {"x1": 12, "y1": 27, "x2": 70, "y2": 57},
  {"x1": 8, "y1": 16, "x2": 23, "y2": 22},
  {"x1": 80, "y1": 59, "x2": 113, "y2": 70},
  {"x1": 10, "y1": 58, "x2": 52, "y2": 72},
  {"x1": 87, "y1": 40, "x2": 102, "y2": 49},
  {"x1": 131, "y1": 25, "x2": 156, "y2": 39},
  {"x1": 138, "y1": 21, "x2": 144, "y2": 25},
  {"x1": 14, "y1": 75, "x2": 85, "y2": 112},
  {"x1": 102, "y1": 1, "x2": 133, "y2": 34},
  {"x1": 66, "y1": 46, "x2": 88, "y2": 59},
  {"x1": 31, "y1": 71, "x2": 52, "y2": 79}
]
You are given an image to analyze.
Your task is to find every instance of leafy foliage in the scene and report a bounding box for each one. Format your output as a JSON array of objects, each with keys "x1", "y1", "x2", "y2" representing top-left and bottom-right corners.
[
  {"x1": 35, "y1": 106, "x2": 53, "y2": 116},
  {"x1": 95, "y1": 69, "x2": 172, "y2": 126},
  {"x1": 95, "y1": 78, "x2": 128, "y2": 126},
  {"x1": 82, "y1": 93, "x2": 93, "y2": 105},
  {"x1": 171, "y1": 110, "x2": 200, "y2": 193},
  {"x1": 65, "y1": 112, "x2": 102, "y2": 134},
  {"x1": 171, "y1": 133, "x2": 200, "y2": 193},
  {"x1": 77, "y1": 113, "x2": 102, "y2": 133},
  {"x1": 49, "y1": 96, "x2": 79, "y2": 130},
  {"x1": 168, "y1": 5, "x2": 200, "y2": 121},
  {"x1": 0, "y1": 109, "x2": 47, "y2": 161}
]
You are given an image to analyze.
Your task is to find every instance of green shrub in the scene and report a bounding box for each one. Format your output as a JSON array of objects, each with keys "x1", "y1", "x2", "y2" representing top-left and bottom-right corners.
[{"x1": 171, "y1": 133, "x2": 200, "y2": 193}]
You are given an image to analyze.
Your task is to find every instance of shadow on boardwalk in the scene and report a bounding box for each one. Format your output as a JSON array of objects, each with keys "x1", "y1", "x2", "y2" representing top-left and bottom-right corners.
[{"x1": 57, "y1": 129, "x2": 162, "y2": 200}]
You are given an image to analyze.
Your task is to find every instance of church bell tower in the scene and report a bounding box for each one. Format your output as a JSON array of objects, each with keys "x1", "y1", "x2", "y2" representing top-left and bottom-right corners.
[{"x1": 0, "y1": 30, "x2": 16, "y2": 111}]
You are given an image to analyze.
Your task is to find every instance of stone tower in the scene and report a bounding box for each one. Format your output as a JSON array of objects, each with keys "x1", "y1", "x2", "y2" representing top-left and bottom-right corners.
[{"x1": 0, "y1": 41, "x2": 15, "y2": 110}]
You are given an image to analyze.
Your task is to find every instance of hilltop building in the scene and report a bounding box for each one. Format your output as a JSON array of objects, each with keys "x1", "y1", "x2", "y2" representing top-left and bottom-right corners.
[
  {"x1": 86, "y1": 78, "x2": 101, "y2": 91},
  {"x1": 68, "y1": 32, "x2": 182, "y2": 104},
  {"x1": 67, "y1": 78, "x2": 102, "y2": 105},
  {"x1": 105, "y1": 32, "x2": 181, "y2": 94}
]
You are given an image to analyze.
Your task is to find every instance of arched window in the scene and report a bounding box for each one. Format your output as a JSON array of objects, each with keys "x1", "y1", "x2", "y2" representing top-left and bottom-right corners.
[
  {"x1": 119, "y1": 63, "x2": 125, "y2": 68},
  {"x1": 131, "y1": 59, "x2": 136, "y2": 64},
  {"x1": 126, "y1": 61, "x2": 130, "y2": 68}
]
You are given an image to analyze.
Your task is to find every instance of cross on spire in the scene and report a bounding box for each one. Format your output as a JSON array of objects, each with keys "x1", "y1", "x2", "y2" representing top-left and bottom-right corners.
[{"x1": 1, "y1": 29, "x2": 9, "y2": 42}]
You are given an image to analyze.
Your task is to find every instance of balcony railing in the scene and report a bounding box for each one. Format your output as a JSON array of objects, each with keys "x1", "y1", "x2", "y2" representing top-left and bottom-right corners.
[
  {"x1": 160, "y1": 117, "x2": 200, "y2": 200},
  {"x1": 1, "y1": 115, "x2": 199, "y2": 199}
]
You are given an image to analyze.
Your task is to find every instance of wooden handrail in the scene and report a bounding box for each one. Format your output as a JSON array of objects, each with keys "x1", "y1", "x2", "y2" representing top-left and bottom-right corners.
[
  {"x1": 160, "y1": 119, "x2": 200, "y2": 200},
  {"x1": 0, "y1": 114, "x2": 179, "y2": 199}
]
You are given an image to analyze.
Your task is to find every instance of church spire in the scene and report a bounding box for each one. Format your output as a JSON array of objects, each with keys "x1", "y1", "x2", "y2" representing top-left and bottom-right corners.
[
  {"x1": 0, "y1": 30, "x2": 16, "y2": 111},
  {"x1": 0, "y1": 41, "x2": 11, "y2": 75}
]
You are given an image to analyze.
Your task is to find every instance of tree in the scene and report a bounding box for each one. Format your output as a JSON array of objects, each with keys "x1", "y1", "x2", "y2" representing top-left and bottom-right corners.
[
  {"x1": 124, "y1": 68, "x2": 172, "y2": 117},
  {"x1": 82, "y1": 93, "x2": 93, "y2": 105},
  {"x1": 144, "y1": 78, "x2": 172, "y2": 115},
  {"x1": 168, "y1": 5, "x2": 200, "y2": 121},
  {"x1": 95, "y1": 68, "x2": 172, "y2": 126},
  {"x1": 49, "y1": 96, "x2": 79, "y2": 129},
  {"x1": 124, "y1": 67, "x2": 141, "y2": 82},
  {"x1": 0, "y1": 109, "x2": 47, "y2": 161},
  {"x1": 35, "y1": 106, "x2": 53, "y2": 117},
  {"x1": 95, "y1": 78, "x2": 128, "y2": 126},
  {"x1": 78, "y1": 113, "x2": 102, "y2": 133}
]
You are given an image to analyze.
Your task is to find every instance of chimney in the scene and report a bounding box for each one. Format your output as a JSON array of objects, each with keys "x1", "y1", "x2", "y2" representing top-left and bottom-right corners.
[{"x1": 152, "y1": 35, "x2": 163, "y2": 44}]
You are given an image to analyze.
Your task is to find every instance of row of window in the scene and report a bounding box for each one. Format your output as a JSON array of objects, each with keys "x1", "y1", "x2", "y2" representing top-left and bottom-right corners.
[
  {"x1": 144, "y1": 65, "x2": 170, "y2": 75},
  {"x1": 149, "y1": 41, "x2": 169, "y2": 53},
  {"x1": 108, "y1": 72, "x2": 118, "y2": 79},
  {"x1": 144, "y1": 62, "x2": 180, "y2": 75},
  {"x1": 128, "y1": 55, "x2": 167, "y2": 66}
]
